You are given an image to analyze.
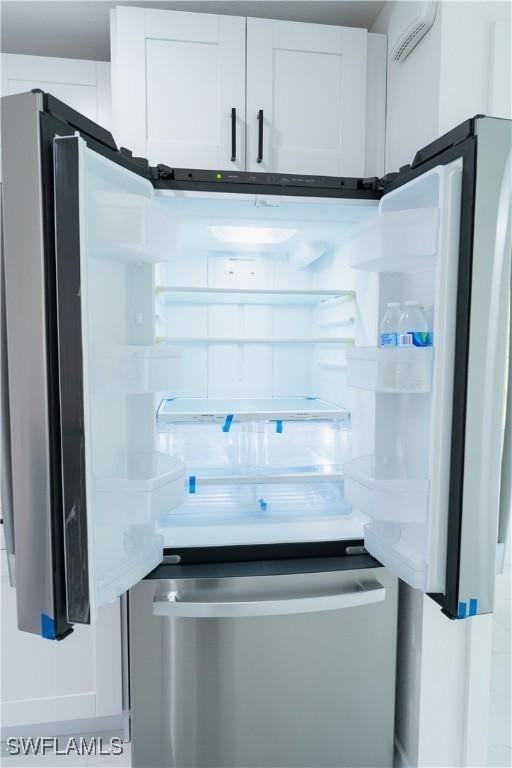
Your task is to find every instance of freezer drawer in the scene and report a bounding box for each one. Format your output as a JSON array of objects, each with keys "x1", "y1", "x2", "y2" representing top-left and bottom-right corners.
[{"x1": 129, "y1": 568, "x2": 398, "y2": 768}]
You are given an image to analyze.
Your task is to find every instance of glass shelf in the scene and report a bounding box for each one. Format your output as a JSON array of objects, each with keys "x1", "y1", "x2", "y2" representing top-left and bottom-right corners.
[
  {"x1": 345, "y1": 208, "x2": 439, "y2": 272},
  {"x1": 156, "y1": 286, "x2": 355, "y2": 305},
  {"x1": 160, "y1": 336, "x2": 352, "y2": 344},
  {"x1": 188, "y1": 466, "x2": 345, "y2": 487},
  {"x1": 346, "y1": 347, "x2": 433, "y2": 393},
  {"x1": 157, "y1": 396, "x2": 350, "y2": 423},
  {"x1": 343, "y1": 455, "x2": 429, "y2": 524}
]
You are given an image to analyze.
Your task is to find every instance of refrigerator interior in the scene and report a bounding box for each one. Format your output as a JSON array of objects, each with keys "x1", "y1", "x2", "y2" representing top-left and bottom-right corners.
[{"x1": 82, "y1": 145, "x2": 462, "y2": 610}]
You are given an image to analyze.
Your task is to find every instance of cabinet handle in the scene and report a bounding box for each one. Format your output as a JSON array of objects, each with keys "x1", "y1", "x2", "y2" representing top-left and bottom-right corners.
[
  {"x1": 230, "y1": 107, "x2": 236, "y2": 162},
  {"x1": 257, "y1": 109, "x2": 264, "y2": 164}
]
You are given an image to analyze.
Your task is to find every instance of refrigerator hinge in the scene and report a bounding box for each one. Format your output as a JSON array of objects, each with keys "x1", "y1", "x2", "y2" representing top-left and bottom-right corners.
[
  {"x1": 378, "y1": 116, "x2": 480, "y2": 192},
  {"x1": 359, "y1": 177, "x2": 381, "y2": 193},
  {"x1": 151, "y1": 164, "x2": 175, "y2": 181},
  {"x1": 345, "y1": 545, "x2": 368, "y2": 556}
]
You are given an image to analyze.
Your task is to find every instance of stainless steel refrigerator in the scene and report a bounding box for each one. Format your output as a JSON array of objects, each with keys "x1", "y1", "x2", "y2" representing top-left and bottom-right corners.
[{"x1": 1, "y1": 91, "x2": 511, "y2": 767}]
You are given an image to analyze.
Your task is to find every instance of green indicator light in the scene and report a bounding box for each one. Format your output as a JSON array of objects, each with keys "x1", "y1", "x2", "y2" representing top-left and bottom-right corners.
[{"x1": 216, "y1": 172, "x2": 223, "y2": 180}]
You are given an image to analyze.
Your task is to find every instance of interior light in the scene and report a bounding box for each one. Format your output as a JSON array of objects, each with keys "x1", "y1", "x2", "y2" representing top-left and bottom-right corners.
[{"x1": 209, "y1": 226, "x2": 297, "y2": 244}]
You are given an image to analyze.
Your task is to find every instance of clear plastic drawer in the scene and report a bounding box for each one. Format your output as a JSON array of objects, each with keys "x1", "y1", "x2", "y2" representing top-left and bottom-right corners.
[
  {"x1": 157, "y1": 418, "x2": 351, "y2": 473},
  {"x1": 156, "y1": 479, "x2": 364, "y2": 548}
]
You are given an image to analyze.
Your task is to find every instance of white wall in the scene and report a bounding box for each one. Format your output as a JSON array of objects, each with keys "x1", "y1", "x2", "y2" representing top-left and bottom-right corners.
[
  {"x1": 371, "y1": 1, "x2": 441, "y2": 174},
  {"x1": 438, "y1": 1, "x2": 512, "y2": 134},
  {"x1": 371, "y1": 2, "x2": 512, "y2": 766},
  {"x1": 372, "y1": 0, "x2": 512, "y2": 173}
]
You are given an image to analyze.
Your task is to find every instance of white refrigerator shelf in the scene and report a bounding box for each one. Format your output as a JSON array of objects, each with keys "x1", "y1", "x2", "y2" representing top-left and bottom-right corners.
[
  {"x1": 157, "y1": 396, "x2": 350, "y2": 423},
  {"x1": 344, "y1": 207, "x2": 439, "y2": 272},
  {"x1": 157, "y1": 482, "x2": 366, "y2": 548},
  {"x1": 94, "y1": 452, "x2": 186, "y2": 524},
  {"x1": 343, "y1": 455, "x2": 429, "y2": 524},
  {"x1": 156, "y1": 286, "x2": 355, "y2": 305},
  {"x1": 186, "y1": 467, "x2": 345, "y2": 489},
  {"x1": 346, "y1": 346, "x2": 433, "y2": 393},
  {"x1": 159, "y1": 336, "x2": 353, "y2": 344},
  {"x1": 364, "y1": 522, "x2": 428, "y2": 591},
  {"x1": 164, "y1": 481, "x2": 351, "y2": 520},
  {"x1": 92, "y1": 344, "x2": 183, "y2": 393}
]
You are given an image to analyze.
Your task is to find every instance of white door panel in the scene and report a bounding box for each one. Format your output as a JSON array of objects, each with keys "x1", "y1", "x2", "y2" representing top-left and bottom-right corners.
[
  {"x1": 53, "y1": 137, "x2": 186, "y2": 623},
  {"x1": 111, "y1": 7, "x2": 245, "y2": 171},
  {"x1": 246, "y1": 18, "x2": 367, "y2": 176},
  {"x1": 1, "y1": 54, "x2": 111, "y2": 128}
]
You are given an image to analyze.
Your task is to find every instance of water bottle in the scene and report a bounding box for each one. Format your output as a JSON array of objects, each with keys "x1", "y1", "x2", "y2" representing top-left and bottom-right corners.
[
  {"x1": 397, "y1": 301, "x2": 432, "y2": 391},
  {"x1": 397, "y1": 301, "x2": 432, "y2": 347},
  {"x1": 379, "y1": 302, "x2": 401, "y2": 347}
]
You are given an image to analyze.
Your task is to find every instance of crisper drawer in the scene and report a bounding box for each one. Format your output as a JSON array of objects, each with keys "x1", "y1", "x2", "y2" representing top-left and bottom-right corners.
[
  {"x1": 157, "y1": 420, "x2": 350, "y2": 471},
  {"x1": 156, "y1": 396, "x2": 351, "y2": 472},
  {"x1": 156, "y1": 478, "x2": 366, "y2": 548}
]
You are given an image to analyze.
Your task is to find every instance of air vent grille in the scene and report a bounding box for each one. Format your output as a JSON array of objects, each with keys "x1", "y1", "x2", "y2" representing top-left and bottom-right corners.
[{"x1": 390, "y1": 1, "x2": 438, "y2": 63}]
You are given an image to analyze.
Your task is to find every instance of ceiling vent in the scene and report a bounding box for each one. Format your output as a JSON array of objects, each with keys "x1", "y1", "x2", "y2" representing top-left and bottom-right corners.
[{"x1": 390, "y1": 1, "x2": 438, "y2": 63}]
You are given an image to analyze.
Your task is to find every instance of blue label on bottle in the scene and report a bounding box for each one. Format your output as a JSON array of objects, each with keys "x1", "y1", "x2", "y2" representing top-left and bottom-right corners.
[
  {"x1": 380, "y1": 332, "x2": 397, "y2": 347},
  {"x1": 411, "y1": 331, "x2": 433, "y2": 347},
  {"x1": 399, "y1": 331, "x2": 433, "y2": 347}
]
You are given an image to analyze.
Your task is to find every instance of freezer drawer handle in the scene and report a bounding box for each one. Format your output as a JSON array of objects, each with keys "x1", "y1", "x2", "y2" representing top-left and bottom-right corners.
[
  {"x1": 257, "y1": 110, "x2": 264, "y2": 164},
  {"x1": 152, "y1": 579, "x2": 385, "y2": 618},
  {"x1": 230, "y1": 107, "x2": 236, "y2": 162}
]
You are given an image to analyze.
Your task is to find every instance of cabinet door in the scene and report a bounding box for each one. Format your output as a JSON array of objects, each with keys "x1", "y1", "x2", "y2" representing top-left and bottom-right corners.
[
  {"x1": 111, "y1": 7, "x2": 246, "y2": 170},
  {"x1": 1, "y1": 54, "x2": 111, "y2": 129},
  {"x1": 246, "y1": 18, "x2": 367, "y2": 176}
]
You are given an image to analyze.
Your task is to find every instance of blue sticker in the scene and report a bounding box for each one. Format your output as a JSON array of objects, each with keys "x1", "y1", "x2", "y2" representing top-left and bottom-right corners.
[
  {"x1": 468, "y1": 598, "x2": 478, "y2": 616},
  {"x1": 41, "y1": 613, "x2": 56, "y2": 640},
  {"x1": 457, "y1": 601, "x2": 467, "y2": 619},
  {"x1": 276, "y1": 420, "x2": 283, "y2": 433},
  {"x1": 188, "y1": 476, "x2": 196, "y2": 494},
  {"x1": 304, "y1": 396, "x2": 317, "y2": 400},
  {"x1": 222, "y1": 414, "x2": 234, "y2": 433},
  {"x1": 258, "y1": 498, "x2": 267, "y2": 512}
]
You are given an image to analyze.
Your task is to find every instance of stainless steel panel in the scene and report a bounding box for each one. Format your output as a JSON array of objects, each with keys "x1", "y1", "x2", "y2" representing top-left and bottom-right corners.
[
  {"x1": 497, "y1": 148, "x2": 512, "y2": 572},
  {"x1": 153, "y1": 575, "x2": 385, "y2": 617},
  {"x1": 130, "y1": 569, "x2": 398, "y2": 768},
  {"x1": 1, "y1": 92, "x2": 54, "y2": 634},
  {"x1": 458, "y1": 117, "x2": 512, "y2": 614},
  {"x1": 1, "y1": 181, "x2": 16, "y2": 584}
]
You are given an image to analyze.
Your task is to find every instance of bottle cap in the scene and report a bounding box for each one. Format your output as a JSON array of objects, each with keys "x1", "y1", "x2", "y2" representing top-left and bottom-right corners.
[
  {"x1": 405, "y1": 300, "x2": 420, "y2": 306},
  {"x1": 387, "y1": 302, "x2": 400, "y2": 307}
]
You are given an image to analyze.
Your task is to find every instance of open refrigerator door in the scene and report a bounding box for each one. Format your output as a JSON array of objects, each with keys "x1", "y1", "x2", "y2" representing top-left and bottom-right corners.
[{"x1": 343, "y1": 117, "x2": 511, "y2": 618}]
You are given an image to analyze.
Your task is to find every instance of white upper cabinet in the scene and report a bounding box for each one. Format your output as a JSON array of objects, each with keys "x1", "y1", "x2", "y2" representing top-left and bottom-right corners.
[
  {"x1": 111, "y1": 8, "x2": 380, "y2": 176},
  {"x1": 1, "y1": 54, "x2": 111, "y2": 129},
  {"x1": 110, "y1": 7, "x2": 246, "y2": 170},
  {"x1": 246, "y1": 18, "x2": 368, "y2": 176}
]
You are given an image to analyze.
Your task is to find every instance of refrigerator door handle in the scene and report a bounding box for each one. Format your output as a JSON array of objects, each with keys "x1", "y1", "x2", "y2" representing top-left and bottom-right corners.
[
  {"x1": 152, "y1": 579, "x2": 385, "y2": 618},
  {"x1": 496, "y1": 149, "x2": 512, "y2": 573}
]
